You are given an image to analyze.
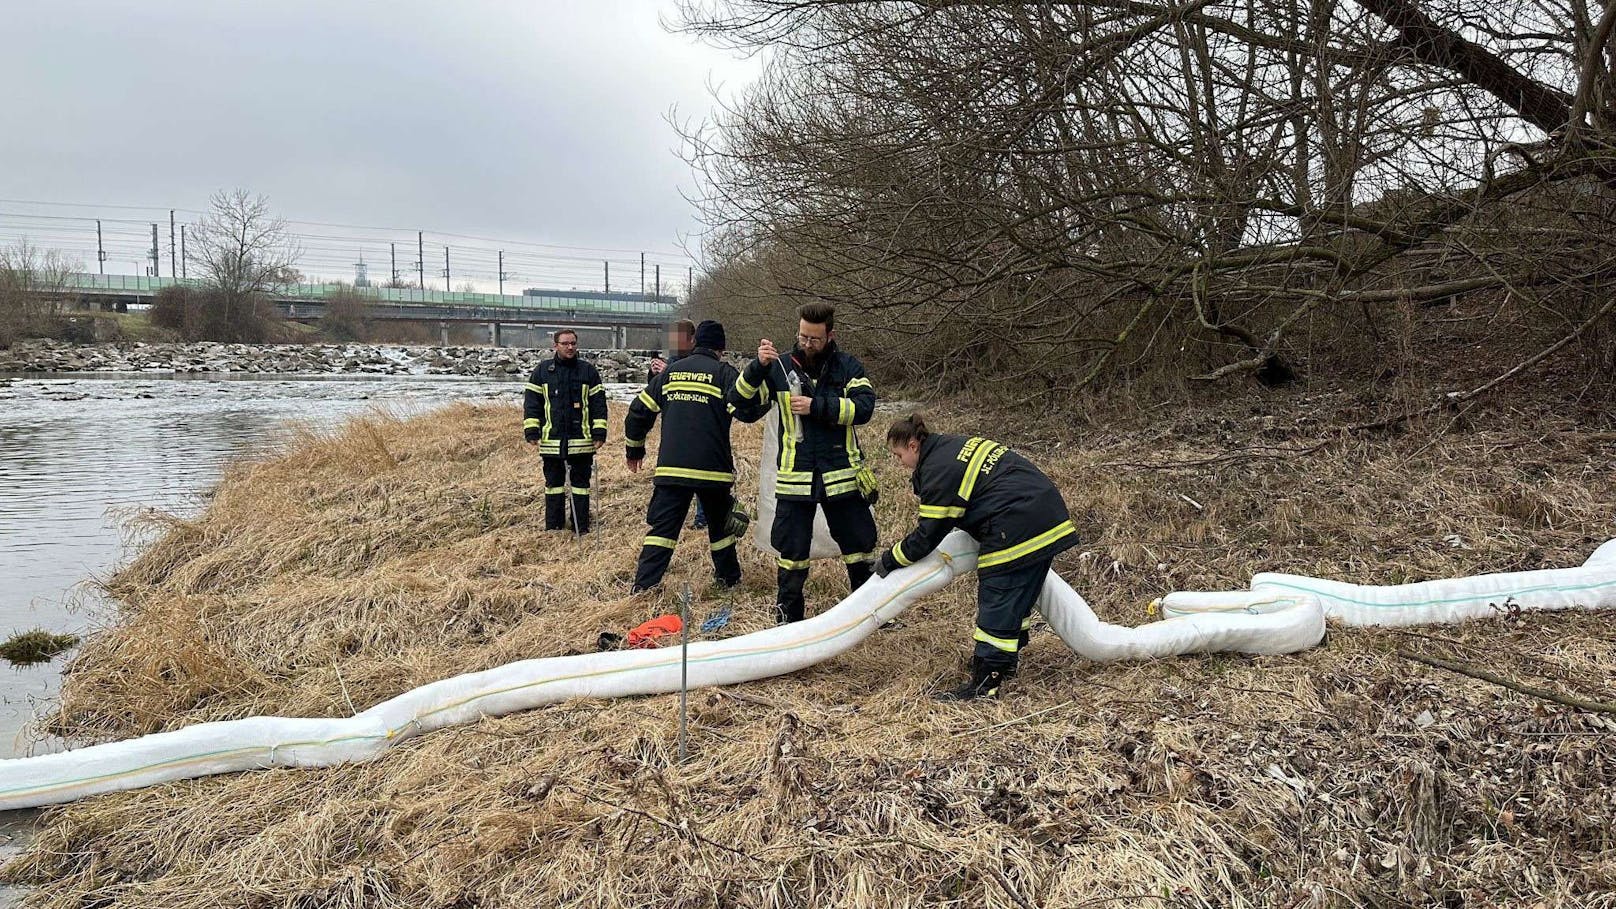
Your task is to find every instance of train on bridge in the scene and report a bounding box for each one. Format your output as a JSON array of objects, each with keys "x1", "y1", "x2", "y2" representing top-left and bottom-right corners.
[{"x1": 62, "y1": 273, "x2": 681, "y2": 349}]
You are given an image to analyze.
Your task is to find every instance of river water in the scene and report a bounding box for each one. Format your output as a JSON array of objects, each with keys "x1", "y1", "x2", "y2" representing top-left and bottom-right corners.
[{"x1": 0, "y1": 372, "x2": 554, "y2": 759}]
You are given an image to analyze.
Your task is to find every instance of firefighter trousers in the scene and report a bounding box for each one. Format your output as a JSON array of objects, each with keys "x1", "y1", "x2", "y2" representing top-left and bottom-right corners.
[
  {"x1": 971, "y1": 555, "x2": 1055, "y2": 669},
  {"x1": 542, "y1": 453, "x2": 594, "y2": 533},
  {"x1": 632, "y1": 484, "x2": 742, "y2": 592},
  {"x1": 771, "y1": 492, "x2": 878, "y2": 622}
]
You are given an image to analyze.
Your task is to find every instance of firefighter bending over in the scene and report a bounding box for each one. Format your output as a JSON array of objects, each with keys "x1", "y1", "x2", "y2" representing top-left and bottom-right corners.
[{"x1": 875, "y1": 414, "x2": 1078, "y2": 701}]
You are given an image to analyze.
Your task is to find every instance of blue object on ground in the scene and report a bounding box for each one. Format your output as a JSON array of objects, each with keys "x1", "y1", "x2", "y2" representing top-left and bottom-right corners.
[{"x1": 700, "y1": 607, "x2": 732, "y2": 633}]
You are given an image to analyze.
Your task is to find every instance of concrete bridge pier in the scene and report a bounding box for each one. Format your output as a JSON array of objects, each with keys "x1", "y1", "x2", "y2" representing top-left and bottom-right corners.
[
  {"x1": 439, "y1": 321, "x2": 450, "y2": 346},
  {"x1": 488, "y1": 322, "x2": 502, "y2": 347}
]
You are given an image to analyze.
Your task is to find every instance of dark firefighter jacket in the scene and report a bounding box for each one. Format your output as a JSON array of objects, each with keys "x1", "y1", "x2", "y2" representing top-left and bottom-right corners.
[
  {"x1": 879, "y1": 433, "x2": 1078, "y2": 577},
  {"x1": 625, "y1": 348, "x2": 765, "y2": 486},
  {"x1": 524, "y1": 356, "x2": 608, "y2": 456},
  {"x1": 729, "y1": 341, "x2": 875, "y2": 501}
]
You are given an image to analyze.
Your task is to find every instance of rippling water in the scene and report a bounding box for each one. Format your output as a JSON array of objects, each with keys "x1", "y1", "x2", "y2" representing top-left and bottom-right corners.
[{"x1": 0, "y1": 372, "x2": 560, "y2": 760}]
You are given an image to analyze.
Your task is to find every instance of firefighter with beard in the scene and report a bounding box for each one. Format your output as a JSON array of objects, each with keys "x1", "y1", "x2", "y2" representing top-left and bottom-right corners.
[
  {"x1": 729, "y1": 301, "x2": 879, "y2": 623},
  {"x1": 523, "y1": 328, "x2": 607, "y2": 533}
]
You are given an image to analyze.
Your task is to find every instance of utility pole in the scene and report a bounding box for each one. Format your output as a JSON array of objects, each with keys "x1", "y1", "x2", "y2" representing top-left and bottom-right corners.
[
  {"x1": 604, "y1": 260, "x2": 610, "y2": 293},
  {"x1": 654, "y1": 264, "x2": 661, "y2": 303},
  {"x1": 417, "y1": 231, "x2": 425, "y2": 290},
  {"x1": 390, "y1": 242, "x2": 398, "y2": 284},
  {"x1": 688, "y1": 266, "x2": 693, "y2": 300},
  {"x1": 443, "y1": 246, "x2": 450, "y2": 292},
  {"x1": 640, "y1": 252, "x2": 645, "y2": 296},
  {"x1": 180, "y1": 226, "x2": 187, "y2": 279},
  {"x1": 150, "y1": 224, "x2": 160, "y2": 278},
  {"x1": 95, "y1": 220, "x2": 105, "y2": 275},
  {"x1": 169, "y1": 210, "x2": 177, "y2": 277},
  {"x1": 498, "y1": 250, "x2": 505, "y2": 295}
]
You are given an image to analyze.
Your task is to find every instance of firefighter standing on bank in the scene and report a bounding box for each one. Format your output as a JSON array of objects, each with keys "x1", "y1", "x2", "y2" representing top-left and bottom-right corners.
[
  {"x1": 523, "y1": 328, "x2": 607, "y2": 533},
  {"x1": 875, "y1": 414, "x2": 1078, "y2": 701},
  {"x1": 625, "y1": 320, "x2": 761, "y2": 591},
  {"x1": 729, "y1": 302, "x2": 879, "y2": 623},
  {"x1": 648, "y1": 318, "x2": 708, "y2": 531}
]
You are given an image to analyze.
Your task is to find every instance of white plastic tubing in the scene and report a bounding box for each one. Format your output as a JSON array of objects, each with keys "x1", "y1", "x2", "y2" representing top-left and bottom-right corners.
[{"x1": 4, "y1": 534, "x2": 1615, "y2": 810}]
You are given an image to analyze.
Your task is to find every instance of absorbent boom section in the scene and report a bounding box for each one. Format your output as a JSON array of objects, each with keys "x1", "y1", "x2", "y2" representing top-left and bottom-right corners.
[{"x1": 3, "y1": 533, "x2": 1613, "y2": 810}]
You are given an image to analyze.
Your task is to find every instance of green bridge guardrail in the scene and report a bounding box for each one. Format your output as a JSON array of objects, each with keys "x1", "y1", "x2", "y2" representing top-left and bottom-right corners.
[{"x1": 65, "y1": 274, "x2": 680, "y2": 317}]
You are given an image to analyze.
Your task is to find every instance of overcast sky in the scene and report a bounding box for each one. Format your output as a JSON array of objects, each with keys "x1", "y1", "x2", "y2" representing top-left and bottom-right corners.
[{"x1": 0, "y1": 0, "x2": 760, "y2": 261}]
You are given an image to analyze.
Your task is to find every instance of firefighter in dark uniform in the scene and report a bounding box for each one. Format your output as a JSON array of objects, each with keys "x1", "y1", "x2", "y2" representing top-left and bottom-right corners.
[
  {"x1": 729, "y1": 301, "x2": 879, "y2": 623},
  {"x1": 625, "y1": 320, "x2": 762, "y2": 591},
  {"x1": 875, "y1": 414, "x2": 1078, "y2": 700},
  {"x1": 523, "y1": 328, "x2": 607, "y2": 533},
  {"x1": 648, "y1": 319, "x2": 708, "y2": 530}
]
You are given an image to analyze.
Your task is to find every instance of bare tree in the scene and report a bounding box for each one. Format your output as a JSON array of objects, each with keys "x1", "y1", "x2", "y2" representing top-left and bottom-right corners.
[
  {"x1": 186, "y1": 189, "x2": 302, "y2": 340},
  {"x1": 677, "y1": 0, "x2": 1616, "y2": 396},
  {"x1": 0, "y1": 240, "x2": 80, "y2": 346}
]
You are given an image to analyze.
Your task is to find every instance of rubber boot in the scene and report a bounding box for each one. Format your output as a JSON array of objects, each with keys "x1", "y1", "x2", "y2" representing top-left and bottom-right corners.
[{"x1": 933, "y1": 657, "x2": 1012, "y2": 702}]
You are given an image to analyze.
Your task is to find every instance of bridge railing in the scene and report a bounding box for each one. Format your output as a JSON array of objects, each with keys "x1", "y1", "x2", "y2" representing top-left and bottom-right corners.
[{"x1": 65, "y1": 274, "x2": 681, "y2": 317}]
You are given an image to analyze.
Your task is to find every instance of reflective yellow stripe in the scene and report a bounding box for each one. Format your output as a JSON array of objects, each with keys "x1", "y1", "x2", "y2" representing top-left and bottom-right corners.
[
  {"x1": 776, "y1": 557, "x2": 811, "y2": 570},
  {"x1": 571, "y1": 488, "x2": 590, "y2": 496},
  {"x1": 823, "y1": 467, "x2": 859, "y2": 482},
  {"x1": 735, "y1": 374, "x2": 759, "y2": 398},
  {"x1": 710, "y1": 536, "x2": 736, "y2": 551},
  {"x1": 654, "y1": 466, "x2": 735, "y2": 483},
  {"x1": 891, "y1": 542, "x2": 912, "y2": 567},
  {"x1": 544, "y1": 486, "x2": 566, "y2": 494},
  {"x1": 1020, "y1": 615, "x2": 1035, "y2": 630},
  {"x1": 643, "y1": 536, "x2": 678, "y2": 549},
  {"x1": 973, "y1": 628, "x2": 1020, "y2": 653},
  {"x1": 976, "y1": 521, "x2": 1077, "y2": 569},
  {"x1": 837, "y1": 398, "x2": 854, "y2": 425},
  {"x1": 523, "y1": 418, "x2": 542, "y2": 429},
  {"x1": 918, "y1": 504, "x2": 966, "y2": 519},
  {"x1": 580, "y1": 384, "x2": 591, "y2": 428},
  {"x1": 524, "y1": 383, "x2": 545, "y2": 394},
  {"x1": 777, "y1": 392, "x2": 796, "y2": 472},
  {"x1": 665, "y1": 381, "x2": 722, "y2": 397},
  {"x1": 845, "y1": 376, "x2": 872, "y2": 390},
  {"x1": 824, "y1": 480, "x2": 858, "y2": 497},
  {"x1": 839, "y1": 550, "x2": 874, "y2": 564},
  {"x1": 778, "y1": 471, "x2": 814, "y2": 483},
  {"x1": 626, "y1": 437, "x2": 646, "y2": 449},
  {"x1": 957, "y1": 439, "x2": 1004, "y2": 502},
  {"x1": 637, "y1": 390, "x2": 661, "y2": 412}
]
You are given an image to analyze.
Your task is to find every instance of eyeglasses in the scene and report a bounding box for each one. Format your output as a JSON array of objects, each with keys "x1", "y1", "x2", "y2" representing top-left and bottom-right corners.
[
  {"x1": 796, "y1": 334, "x2": 827, "y2": 348},
  {"x1": 555, "y1": 340, "x2": 578, "y2": 347}
]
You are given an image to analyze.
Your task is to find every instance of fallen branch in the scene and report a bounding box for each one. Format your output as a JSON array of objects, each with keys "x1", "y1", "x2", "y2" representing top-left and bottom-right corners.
[{"x1": 1395, "y1": 649, "x2": 1616, "y2": 715}]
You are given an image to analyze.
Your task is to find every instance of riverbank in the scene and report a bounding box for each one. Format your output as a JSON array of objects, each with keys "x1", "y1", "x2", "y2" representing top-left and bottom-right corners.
[
  {"x1": 0, "y1": 339, "x2": 660, "y2": 382},
  {"x1": 4, "y1": 387, "x2": 1615, "y2": 907}
]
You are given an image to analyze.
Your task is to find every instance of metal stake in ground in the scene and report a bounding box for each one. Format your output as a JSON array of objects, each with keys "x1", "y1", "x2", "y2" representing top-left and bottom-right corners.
[
  {"x1": 679, "y1": 583, "x2": 692, "y2": 763},
  {"x1": 565, "y1": 449, "x2": 581, "y2": 539}
]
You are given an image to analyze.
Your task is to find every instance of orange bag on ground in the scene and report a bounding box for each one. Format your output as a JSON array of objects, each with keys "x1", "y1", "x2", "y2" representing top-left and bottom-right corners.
[{"x1": 626, "y1": 614, "x2": 684, "y2": 649}]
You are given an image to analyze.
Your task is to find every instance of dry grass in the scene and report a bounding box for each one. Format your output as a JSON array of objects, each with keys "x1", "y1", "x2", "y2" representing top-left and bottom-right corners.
[{"x1": 5, "y1": 388, "x2": 1616, "y2": 908}]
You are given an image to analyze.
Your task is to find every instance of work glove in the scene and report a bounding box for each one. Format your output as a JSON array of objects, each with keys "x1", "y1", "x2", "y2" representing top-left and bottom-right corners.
[{"x1": 870, "y1": 558, "x2": 890, "y2": 578}]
